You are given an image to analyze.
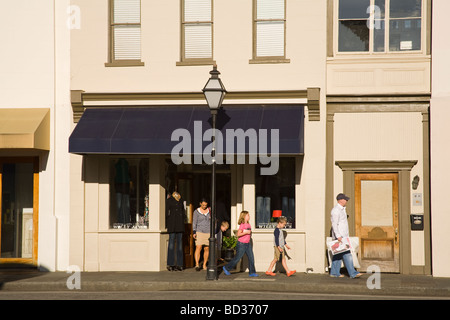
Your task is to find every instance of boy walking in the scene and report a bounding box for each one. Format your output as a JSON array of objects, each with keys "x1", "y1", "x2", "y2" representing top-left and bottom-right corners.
[{"x1": 266, "y1": 216, "x2": 296, "y2": 277}]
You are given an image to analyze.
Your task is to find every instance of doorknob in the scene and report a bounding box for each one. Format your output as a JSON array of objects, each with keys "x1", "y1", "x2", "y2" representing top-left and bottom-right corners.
[{"x1": 394, "y1": 228, "x2": 398, "y2": 245}]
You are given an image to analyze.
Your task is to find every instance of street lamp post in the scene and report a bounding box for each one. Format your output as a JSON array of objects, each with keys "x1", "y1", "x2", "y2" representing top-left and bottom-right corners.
[{"x1": 203, "y1": 65, "x2": 227, "y2": 281}]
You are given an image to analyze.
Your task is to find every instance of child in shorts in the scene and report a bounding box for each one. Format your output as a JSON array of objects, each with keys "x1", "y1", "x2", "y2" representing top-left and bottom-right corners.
[{"x1": 265, "y1": 216, "x2": 296, "y2": 277}]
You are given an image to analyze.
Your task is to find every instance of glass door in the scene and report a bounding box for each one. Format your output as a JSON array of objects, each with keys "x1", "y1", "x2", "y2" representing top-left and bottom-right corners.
[{"x1": 0, "y1": 158, "x2": 39, "y2": 264}]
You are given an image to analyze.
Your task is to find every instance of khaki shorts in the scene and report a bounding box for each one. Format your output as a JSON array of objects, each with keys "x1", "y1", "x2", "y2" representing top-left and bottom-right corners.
[
  {"x1": 274, "y1": 246, "x2": 285, "y2": 261},
  {"x1": 195, "y1": 232, "x2": 210, "y2": 246}
]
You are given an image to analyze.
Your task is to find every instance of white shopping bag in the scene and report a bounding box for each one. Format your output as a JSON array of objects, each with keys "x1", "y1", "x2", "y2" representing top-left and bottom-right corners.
[
  {"x1": 326, "y1": 237, "x2": 360, "y2": 269},
  {"x1": 327, "y1": 237, "x2": 351, "y2": 255}
]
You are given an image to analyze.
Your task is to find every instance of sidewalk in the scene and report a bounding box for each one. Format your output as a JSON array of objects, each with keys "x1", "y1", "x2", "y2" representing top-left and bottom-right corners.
[{"x1": 1, "y1": 267, "x2": 450, "y2": 298}]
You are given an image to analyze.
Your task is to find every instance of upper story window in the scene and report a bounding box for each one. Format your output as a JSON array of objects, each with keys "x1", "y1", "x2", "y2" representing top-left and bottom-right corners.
[
  {"x1": 178, "y1": 0, "x2": 214, "y2": 66},
  {"x1": 338, "y1": 0, "x2": 422, "y2": 53},
  {"x1": 251, "y1": 0, "x2": 289, "y2": 63},
  {"x1": 106, "y1": 0, "x2": 144, "y2": 67}
]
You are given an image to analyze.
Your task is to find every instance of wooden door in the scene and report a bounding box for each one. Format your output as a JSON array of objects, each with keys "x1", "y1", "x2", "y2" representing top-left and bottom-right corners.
[{"x1": 355, "y1": 173, "x2": 399, "y2": 273}]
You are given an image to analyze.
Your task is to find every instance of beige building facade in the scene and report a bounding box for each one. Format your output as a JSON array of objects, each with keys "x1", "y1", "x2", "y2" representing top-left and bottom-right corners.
[
  {"x1": 68, "y1": 0, "x2": 327, "y2": 273},
  {"x1": 0, "y1": 0, "x2": 71, "y2": 271},
  {"x1": 326, "y1": 0, "x2": 431, "y2": 275},
  {"x1": 430, "y1": 0, "x2": 450, "y2": 278},
  {"x1": 66, "y1": 0, "x2": 435, "y2": 276}
]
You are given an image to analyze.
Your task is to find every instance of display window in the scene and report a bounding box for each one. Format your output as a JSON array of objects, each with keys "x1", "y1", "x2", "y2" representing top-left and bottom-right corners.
[{"x1": 255, "y1": 157, "x2": 295, "y2": 229}]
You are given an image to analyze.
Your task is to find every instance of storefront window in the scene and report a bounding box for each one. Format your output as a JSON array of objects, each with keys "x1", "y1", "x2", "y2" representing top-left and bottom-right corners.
[
  {"x1": 255, "y1": 157, "x2": 295, "y2": 229},
  {"x1": 110, "y1": 158, "x2": 149, "y2": 229}
]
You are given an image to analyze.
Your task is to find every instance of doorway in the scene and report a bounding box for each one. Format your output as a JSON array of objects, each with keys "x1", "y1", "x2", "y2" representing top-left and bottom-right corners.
[
  {"x1": 0, "y1": 157, "x2": 39, "y2": 265},
  {"x1": 355, "y1": 173, "x2": 399, "y2": 273},
  {"x1": 174, "y1": 171, "x2": 231, "y2": 268}
]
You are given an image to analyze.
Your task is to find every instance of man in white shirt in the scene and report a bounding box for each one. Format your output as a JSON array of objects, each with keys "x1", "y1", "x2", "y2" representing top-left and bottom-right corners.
[{"x1": 330, "y1": 193, "x2": 362, "y2": 278}]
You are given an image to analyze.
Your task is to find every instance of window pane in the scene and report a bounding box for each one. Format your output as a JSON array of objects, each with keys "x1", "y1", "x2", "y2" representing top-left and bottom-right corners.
[
  {"x1": 374, "y1": 0, "x2": 385, "y2": 19},
  {"x1": 361, "y1": 180, "x2": 393, "y2": 226},
  {"x1": 255, "y1": 158, "x2": 295, "y2": 229},
  {"x1": 256, "y1": 21, "x2": 285, "y2": 57},
  {"x1": 373, "y1": 19, "x2": 385, "y2": 52},
  {"x1": 1, "y1": 163, "x2": 34, "y2": 258},
  {"x1": 257, "y1": 0, "x2": 285, "y2": 20},
  {"x1": 114, "y1": 25, "x2": 141, "y2": 60},
  {"x1": 389, "y1": 18, "x2": 421, "y2": 51},
  {"x1": 184, "y1": 0, "x2": 211, "y2": 22},
  {"x1": 390, "y1": 0, "x2": 421, "y2": 18},
  {"x1": 184, "y1": 23, "x2": 212, "y2": 59},
  {"x1": 114, "y1": 0, "x2": 140, "y2": 24},
  {"x1": 339, "y1": 0, "x2": 370, "y2": 19},
  {"x1": 338, "y1": 20, "x2": 369, "y2": 52},
  {"x1": 110, "y1": 158, "x2": 149, "y2": 229}
]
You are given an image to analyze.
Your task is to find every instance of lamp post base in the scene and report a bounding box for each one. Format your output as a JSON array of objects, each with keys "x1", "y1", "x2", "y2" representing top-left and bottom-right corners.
[{"x1": 206, "y1": 237, "x2": 218, "y2": 280}]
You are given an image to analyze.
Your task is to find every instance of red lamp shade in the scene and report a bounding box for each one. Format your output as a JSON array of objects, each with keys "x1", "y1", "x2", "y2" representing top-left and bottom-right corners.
[{"x1": 272, "y1": 210, "x2": 282, "y2": 218}]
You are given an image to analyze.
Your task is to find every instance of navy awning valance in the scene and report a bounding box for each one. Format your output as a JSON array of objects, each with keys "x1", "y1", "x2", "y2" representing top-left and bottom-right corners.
[{"x1": 68, "y1": 105, "x2": 304, "y2": 155}]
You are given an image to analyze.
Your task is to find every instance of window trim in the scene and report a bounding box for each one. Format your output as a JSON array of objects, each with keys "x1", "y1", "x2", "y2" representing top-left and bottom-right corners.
[
  {"x1": 105, "y1": 0, "x2": 145, "y2": 67},
  {"x1": 250, "y1": 0, "x2": 290, "y2": 64},
  {"x1": 177, "y1": 0, "x2": 216, "y2": 66},
  {"x1": 334, "y1": 0, "x2": 426, "y2": 56}
]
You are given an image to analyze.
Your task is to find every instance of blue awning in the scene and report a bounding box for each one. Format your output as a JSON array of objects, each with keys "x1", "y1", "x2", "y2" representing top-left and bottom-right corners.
[{"x1": 68, "y1": 105, "x2": 304, "y2": 155}]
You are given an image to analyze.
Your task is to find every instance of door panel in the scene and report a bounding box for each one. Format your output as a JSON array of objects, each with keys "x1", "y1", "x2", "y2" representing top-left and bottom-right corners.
[{"x1": 355, "y1": 173, "x2": 399, "y2": 273}]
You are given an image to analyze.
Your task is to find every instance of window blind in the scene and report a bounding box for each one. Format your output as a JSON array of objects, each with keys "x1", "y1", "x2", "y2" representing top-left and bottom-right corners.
[
  {"x1": 114, "y1": 26, "x2": 141, "y2": 60},
  {"x1": 184, "y1": 0, "x2": 211, "y2": 22},
  {"x1": 257, "y1": 0, "x2": 285, "y2": 20},
  {"x1": 256, "y1": 0, "x2": 285, "y2": 57},
  {"x1": 113, "y1": 0, "x2": 141, "y2": 61},
  {"x1": 183, "y1": 0, "x2": 212, "y2": 59},
  {"x1": 256, "y1": 21, "x2": 285, "y2": 57},
  {"x1": 185, "y1": 24, "x2": 212, "y2": 59}
]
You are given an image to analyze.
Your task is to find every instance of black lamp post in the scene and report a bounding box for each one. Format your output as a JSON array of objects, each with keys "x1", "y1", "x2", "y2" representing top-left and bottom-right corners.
[{"x1": 203, "y1": 65, "x2": 227, "y2": 280}]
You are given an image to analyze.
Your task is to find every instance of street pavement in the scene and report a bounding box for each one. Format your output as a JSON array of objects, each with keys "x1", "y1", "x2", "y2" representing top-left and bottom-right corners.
[{"x1": 1, "y1": 266, "x2": 450, "y2": 299}]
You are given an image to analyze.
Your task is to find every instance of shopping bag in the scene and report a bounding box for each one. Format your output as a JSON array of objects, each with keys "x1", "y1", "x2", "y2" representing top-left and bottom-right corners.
[{"x1": 327, "y1": 237, "x2": 351, "y2": 255}]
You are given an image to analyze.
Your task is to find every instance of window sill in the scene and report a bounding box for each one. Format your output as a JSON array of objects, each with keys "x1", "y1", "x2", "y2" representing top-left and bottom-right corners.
[
  {"x1": 105, "y1": 61, "x2": 145, "y2": 67},
  {"x1": 176, "y1": 59, "x2": 216, "y2": 66},
  {"x1": 249, "y1": 58, "x2": 290, "y2": 64},
  {"x1": 328, "y1": 52, "x2": 430, "y2": 63}
]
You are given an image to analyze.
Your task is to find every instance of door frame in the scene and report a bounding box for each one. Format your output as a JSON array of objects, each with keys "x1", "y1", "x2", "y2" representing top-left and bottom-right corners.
[
  {"x1": 0, "y1": 157, "x2": 39, "y2": 265},
  {"x1": 335, "y1": 161, "x2": 417, "y2": 274},
  {"x1": 355, "y1": 172, "x2": 399, "y2": 272}
]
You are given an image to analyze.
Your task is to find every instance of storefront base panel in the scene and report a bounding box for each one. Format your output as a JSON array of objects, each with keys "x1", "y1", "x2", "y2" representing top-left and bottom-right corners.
[
  {"x1": 84, "y1": 232, "x2": 169, "y2": 271},
  {"x1": 252, "y1": 232, "x2": 306, "y2": 273}
]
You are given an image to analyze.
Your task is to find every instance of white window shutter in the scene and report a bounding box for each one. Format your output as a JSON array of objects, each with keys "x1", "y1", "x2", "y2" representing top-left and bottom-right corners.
[
  {"x1": 256, "y1": 0, "x2": 285, "y2": 57},
  {"x1": 257, "y1": 0, "x2": 285, "y2": 20},
  {"x1": 185, "y1": 0, "x2": 211, "y2": 22},
  {"x1": 183, "y1": 0, "x2": 212, "y2": 59},
  {"x1": 257, "y1": 21, "x2": 285, "y2": 57},
  {"x1": 113, "y1": 0, "x2": 141, "y2": 60},
  {"x1": 185, "y1": 24, "x2": 212, "y2": 59},
  {"x1": 114, "y1": 26, "x2": 141, "y2": 60},
  {"x1": 114, "y1": 0, "x2": 140, "y2": 23}
]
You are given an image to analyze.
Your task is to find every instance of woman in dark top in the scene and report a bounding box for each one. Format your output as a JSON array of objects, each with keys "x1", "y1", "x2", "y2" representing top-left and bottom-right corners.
[{"x1": 166, "y1": 192, "x2": 185, "y2": 271}]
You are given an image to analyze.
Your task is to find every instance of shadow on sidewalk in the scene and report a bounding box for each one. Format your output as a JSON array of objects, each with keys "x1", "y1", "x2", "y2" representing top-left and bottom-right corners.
[{"x1": 0, "y1": 263, "x2": 49, "y2": 290}]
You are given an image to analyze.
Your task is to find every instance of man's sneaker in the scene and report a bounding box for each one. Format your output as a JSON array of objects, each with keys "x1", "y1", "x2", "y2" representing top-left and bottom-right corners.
[{"x1": 249, "y1": 273, "x2": 259, "y2": 277}]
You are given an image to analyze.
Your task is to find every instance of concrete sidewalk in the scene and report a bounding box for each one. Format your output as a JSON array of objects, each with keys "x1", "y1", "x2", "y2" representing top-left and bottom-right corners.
[{"x1": 1, "y1": 267, "x2": 450, "y2": 298}]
